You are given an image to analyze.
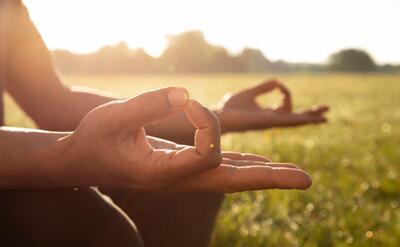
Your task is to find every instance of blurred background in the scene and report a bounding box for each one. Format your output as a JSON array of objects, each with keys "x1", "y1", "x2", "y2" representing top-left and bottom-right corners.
[
  {"x1": 7, "y1": 0, "x2": 400, "y2": 246},
  {"x1": 24, "y1": 0, "x2": 400, "y2": 74}
]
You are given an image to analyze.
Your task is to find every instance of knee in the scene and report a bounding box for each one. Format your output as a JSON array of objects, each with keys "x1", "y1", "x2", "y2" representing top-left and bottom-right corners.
[{"x1": 0, "y1": 188, "x2": 143, "y2": 247}]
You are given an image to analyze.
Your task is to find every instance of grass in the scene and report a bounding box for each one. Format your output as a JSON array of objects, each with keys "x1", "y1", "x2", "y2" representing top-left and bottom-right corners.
[{"x1": 4, "y1": 73, "x2": 400, "y2": 246}]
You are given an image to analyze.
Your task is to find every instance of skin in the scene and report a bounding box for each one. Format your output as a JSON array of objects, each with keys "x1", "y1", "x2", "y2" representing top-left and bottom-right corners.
[
  {"x1": 0, "y1": 3, "x2": 328, "y2": 192},
  {"x1": 217, "y1": 79, "x2": 329, "y2": 132},
  {"x1": 0, "y1": 88, "x2": 312, "y2": 191}
]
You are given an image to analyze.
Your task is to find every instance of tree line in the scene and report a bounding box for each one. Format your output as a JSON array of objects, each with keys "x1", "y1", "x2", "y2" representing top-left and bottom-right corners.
[{"x1": 52, "y1": 30, "x2": 400, "y2": 74}]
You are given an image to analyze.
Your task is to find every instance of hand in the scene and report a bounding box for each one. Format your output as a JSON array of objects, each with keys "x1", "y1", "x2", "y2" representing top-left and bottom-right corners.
[
  {"x1": 217, "y1": 79, "x2": 329, "y2": 133},
  {"x1": 147, "y1": 136, "x2": 311, "y2": 192},
  {"x1": 54, "y1": 87, "x2": 311, "y2": 192}
]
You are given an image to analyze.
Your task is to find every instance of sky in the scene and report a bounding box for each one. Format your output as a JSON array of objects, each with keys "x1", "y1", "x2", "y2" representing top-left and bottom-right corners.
[{"x1": 24, "y1": 0, "x2": 400, "y2": 64}]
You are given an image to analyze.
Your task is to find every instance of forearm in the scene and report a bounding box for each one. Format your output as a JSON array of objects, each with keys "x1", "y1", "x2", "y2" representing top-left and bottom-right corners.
[
  {"x1": 40, "y1": 87, "x2": 212, "y2": 145},
  {"x1": 29, "y1": 86, "x2": 116, "y2": 131},
  {"x1": 47, "y1": 88, "x2": 197, "y2": 144},
  {"x1": 0, "y1": 127, "x2": 69, "y2": 188},
  {"x1": 23, "y1": 84, "x2": 226, "y2": 145}
]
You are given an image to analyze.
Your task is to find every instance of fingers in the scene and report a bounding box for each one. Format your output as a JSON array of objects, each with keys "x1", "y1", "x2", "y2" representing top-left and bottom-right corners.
[
  {"x1": 245, "y1": 79, "x2": 280, "y2": 97},
  {"x1": 243, "y1": 79, "x2": 293, "y2": 112},
  {"x1": 217, "y1": 110, "x2": 325, "y2": 130},
  {"x1": 168, "y1": 164, "x2": 312, "y2": 192},
  {"x1": 275, "y1": 84, "x2": 293, "y2": 113},
  {"x1": 282, "y1": 114, "x2": 327, "y2": 126},
  {"x1": 275, "y1": 105, "x2": 329, "y2": 126},
  {"x1": 185, "y1": 100, "x2": 221, "y2": 158},
  {"x1": 307, "y1": 115, "x2": 327, "y2": 124},
  {"x1": 116, "y1": 87, "x2": 189, "y2": 130},
  {"x1": 222, "y1": 158, "x2": 299, "y2": 169},
  {"x1": 160, "y1": 99, "x2": 222, "y2": 180},
  {"x1": 222, "y1": 151, "x2": 271, "y2": 162},
  {"x1": 301, "y1": 105, "x2": 330, "y2": 115},
  {"x1": 273, "y1": 111, "x2": 327, "y2": 127}
]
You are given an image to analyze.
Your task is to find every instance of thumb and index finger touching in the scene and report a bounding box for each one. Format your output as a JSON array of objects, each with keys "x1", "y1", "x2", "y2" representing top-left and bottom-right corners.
[
  {"x1": 117, "y1": 87, "x2": 222, "y2": 179},
  {"x1": 104, "y1": 86, "x2": 313, "y2": 192},
  {"x1": 244, "y1": 79, "x2": 292, "y2": 112}
]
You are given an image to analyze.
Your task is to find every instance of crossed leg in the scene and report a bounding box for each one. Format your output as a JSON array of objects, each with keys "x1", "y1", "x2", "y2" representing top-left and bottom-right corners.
[
  {"x1": 0, "y1": 187, "x2": 223, "y2": 247},
  {"x1": 102, "y1": 188, "x2": 224, "y2": 247},
  {"x1": 0, "y1": 188, "x2": 143, "y2": 247}
]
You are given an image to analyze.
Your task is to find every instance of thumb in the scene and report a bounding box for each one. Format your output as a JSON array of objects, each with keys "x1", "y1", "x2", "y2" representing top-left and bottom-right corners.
[{"x1": 116, "y1": 87, "x2": 189, "y2": 129}]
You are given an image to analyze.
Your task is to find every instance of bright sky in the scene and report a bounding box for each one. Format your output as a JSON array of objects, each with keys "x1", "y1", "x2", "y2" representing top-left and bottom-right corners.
[{"x1": 24, "y1": 0, "x2": 400, "y2": 64}]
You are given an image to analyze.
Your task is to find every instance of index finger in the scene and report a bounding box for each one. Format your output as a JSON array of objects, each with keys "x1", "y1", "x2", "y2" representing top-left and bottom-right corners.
[
  {"x1": 275, "y1": 83, "x2": 292, "y2": 112},
  {"x1": 161, "y1": 99, "x2": 222, "y2": 180},
  {"x1": 244, "y1": 79, "x2": 280, "y2": 97}
]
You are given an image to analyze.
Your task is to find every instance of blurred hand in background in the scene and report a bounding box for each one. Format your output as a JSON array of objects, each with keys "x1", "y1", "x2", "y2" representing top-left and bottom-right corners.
[{"x1": 217, "y1": 79, "x2": 329, "y2": 133}]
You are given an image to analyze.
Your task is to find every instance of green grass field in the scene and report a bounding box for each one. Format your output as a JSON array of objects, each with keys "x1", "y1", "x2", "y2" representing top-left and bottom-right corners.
[{"x1": 5, "y1": 73, "x2": 400, "y2": 246}]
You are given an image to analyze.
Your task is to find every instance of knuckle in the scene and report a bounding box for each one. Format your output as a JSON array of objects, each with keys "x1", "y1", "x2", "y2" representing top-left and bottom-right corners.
[
  {"x1": 203, "y1": 107, "x2": 218, "y2": 121},
  {"x1": 207, "y1": 113, "x2": 221, "y2": 133}
]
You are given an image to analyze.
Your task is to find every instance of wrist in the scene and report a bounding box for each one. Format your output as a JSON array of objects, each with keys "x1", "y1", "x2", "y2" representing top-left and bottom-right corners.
[
  {"x1": 0, "y1": 127, "x2": 79, "y2": 188},
  {"x1": 30, "y1": 131, "x2": 76, "y2": 187}
]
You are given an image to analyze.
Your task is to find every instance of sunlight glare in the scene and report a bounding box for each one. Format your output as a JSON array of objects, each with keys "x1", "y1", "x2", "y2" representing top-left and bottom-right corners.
[{"x1": 24, "y1": 0, "x2": 400, "y2": 63}]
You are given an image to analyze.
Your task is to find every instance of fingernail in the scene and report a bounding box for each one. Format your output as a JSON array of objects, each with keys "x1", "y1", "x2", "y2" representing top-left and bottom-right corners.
[{"x1": 167, "y1": 88, "x2": 189, "y2": 108}]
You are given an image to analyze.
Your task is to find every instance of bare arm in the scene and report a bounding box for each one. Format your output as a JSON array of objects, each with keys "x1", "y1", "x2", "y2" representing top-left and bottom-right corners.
[
  {"x1": 4, "y1": 3, "x2": 199, "y2": 145},
  {"x1": 0, "y1": 126, "x2": 69, "y2": 187},
  {"x1": 0, "y1": 89, "x2": 311, "y2": 191},
  {"x1": 4, "y1": 3, "x2": 110, "y2": 129},
  {"x1": 5, "y1": 3, "x2": 327, "y2": 146}
]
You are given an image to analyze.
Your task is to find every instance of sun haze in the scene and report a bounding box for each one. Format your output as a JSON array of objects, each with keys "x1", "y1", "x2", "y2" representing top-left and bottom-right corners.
[{"x1": 24, "y1": 0, "x2": 399, "y2": 64}]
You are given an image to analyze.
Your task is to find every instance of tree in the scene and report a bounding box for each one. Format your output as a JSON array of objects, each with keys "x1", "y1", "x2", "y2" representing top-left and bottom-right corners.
[
  {"x1": 233, "y1": 48, "x2": 271, "y2": 73},
  {"x1": 160, "y1": 31, "x2": 215, "y2": 73},
  {"x1": 328, "y1": 49, "x2": 376, "y2": 72}
]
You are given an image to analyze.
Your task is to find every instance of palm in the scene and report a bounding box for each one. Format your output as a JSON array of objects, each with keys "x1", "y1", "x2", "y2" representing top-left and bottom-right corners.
[
  {"x1": 146, "y1": 136, "x2": 310, "y2": 192},
  {"x1": 68, "y1": 87, "x2": 312, "y2": 192},
  {"x1": 71, "y1": 91, "x2": 222, "y2": 189}
]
